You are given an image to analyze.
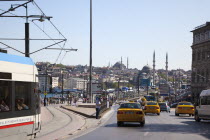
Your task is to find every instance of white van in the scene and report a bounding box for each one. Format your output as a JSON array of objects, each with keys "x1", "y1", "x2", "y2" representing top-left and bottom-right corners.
[{"x1": 195, "y1": 89, "x2": 210, "y2": 122}]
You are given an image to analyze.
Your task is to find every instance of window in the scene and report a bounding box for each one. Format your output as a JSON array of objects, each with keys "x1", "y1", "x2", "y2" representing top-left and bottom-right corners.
[
  {"x1": 201, "y1": 96, "x2": 207, "y2": 105},
  {"x1": 202, "y1": 51, "x2": 205, "y2": 60},
  {"x1": 201, "y1": 33, "x2": 205, "y2": 41},
  {"x1": 206, "y1": 69, "x2": 209, "y2": 83},
  {"x1": 120, "y1": 103, "x2": 141, "y2": 109},
  {"x1": 0, "y1": 81, "x2": 11, "y2": 112},
  {"x1": 207, "y1": 97, "x2": 210, "y2": 105},
  {"x1": 15, "y1": 82, "x2": 31, "y2": 111},
  {"x1": 178, "y1": 102, "x2": 193, "y2": 105},
  {"x1": 197, "y1": 52, "x2": 201, "y2": 61},
  {"x1": 205, "y1": 31, "x2": 209, "y2": 40}
]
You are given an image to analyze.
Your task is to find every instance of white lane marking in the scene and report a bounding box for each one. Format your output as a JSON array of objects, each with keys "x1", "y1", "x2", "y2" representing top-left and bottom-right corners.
[{"x1": 144, "y1": 132, "x2": 149, "y2": 136}]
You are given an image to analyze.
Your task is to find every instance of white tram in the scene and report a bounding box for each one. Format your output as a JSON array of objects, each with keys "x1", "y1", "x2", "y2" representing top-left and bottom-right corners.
[{"x1": 0, "y1": 52, "x2": 41, "y2": 140}]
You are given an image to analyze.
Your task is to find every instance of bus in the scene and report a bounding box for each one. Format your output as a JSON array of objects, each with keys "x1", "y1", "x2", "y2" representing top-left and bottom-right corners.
[{"x1": 0, "y1": 52, "x2": 41, "y2": 139}]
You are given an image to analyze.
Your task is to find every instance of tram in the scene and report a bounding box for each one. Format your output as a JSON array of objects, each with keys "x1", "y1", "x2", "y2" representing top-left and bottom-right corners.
[{"x1": 0, "y1": 52, "x2": 41, "y2": 139}]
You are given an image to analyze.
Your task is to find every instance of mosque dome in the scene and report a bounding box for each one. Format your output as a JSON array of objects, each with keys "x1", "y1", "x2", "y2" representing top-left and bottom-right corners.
[{"x1": 141, "y1": 65, "x2": 152, "y2": 73}]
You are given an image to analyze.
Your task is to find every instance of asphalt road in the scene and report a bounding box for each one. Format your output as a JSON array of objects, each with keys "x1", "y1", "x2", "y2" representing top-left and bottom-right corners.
[{"x1": 73, "y1": 106, "x2": 210, "y2": 140}]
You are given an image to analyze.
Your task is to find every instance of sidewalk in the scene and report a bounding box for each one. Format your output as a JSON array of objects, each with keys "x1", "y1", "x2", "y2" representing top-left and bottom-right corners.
[{"x1": 36, "y1": 105, "x2": 86, "y2": 140}]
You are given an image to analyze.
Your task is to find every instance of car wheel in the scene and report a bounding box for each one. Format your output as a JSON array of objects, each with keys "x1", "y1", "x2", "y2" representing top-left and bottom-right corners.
[
  {"x1": 117, "y1": 121, "x2": 121, "y2": 127},
  {"x1": 140, "y1": 120, "x2": 145, "y2": 127},
  {"x1": 175, "y1": 112, "x2": 179, "y2": 116},
  {"x1": 189, "y1": 114, "x2": 191, "y2": 117},
  {"x1": 195, "y1": 114, "x2": 201, "y2": 122},
  {"x1": 157, "y1": 113, "x2": 160, "y2": 115}
]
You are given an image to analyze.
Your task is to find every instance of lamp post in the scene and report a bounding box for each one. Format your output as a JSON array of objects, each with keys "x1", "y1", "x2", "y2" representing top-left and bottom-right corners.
[
  {"x1": 61, "y1": 69, "x2": 64, "y2": 104},
  {"x1": 89, "y1": 0, "x2": 93, "y2": 103},
  {"x1": 118, "y1": 78, "x2": 121, "y2": 100},
  {"x1": 44, "y1": 66, "x2": 48, "y2": 106}
]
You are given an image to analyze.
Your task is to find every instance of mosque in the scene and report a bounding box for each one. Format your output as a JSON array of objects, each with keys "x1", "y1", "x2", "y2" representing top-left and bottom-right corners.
[{"x1": 139, "y1": 52, "x2": 168, "y2": 87}]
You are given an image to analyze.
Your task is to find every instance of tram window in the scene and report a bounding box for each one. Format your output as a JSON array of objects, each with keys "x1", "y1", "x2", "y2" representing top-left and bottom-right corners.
[
  {"x1": 15, "y1": 82, "x2": 30, "y2": 111},
  {"x1": 0, "y1": 81, "x2": 11, "y2": 112}
]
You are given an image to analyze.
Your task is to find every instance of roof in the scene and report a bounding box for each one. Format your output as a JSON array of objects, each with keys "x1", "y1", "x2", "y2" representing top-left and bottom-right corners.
[
  {"x1": 191, "y1": 22, "x2": 210, "y2": 32},
  {"x1": 200, "y1": 90, "x2": 210, "y2": 96},
  {"x1": 0, "y1": 52, "x2": 34, "y2": 65}
]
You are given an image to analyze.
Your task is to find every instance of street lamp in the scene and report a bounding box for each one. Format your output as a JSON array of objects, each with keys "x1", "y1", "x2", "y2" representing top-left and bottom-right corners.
[{"x1": 61, "y1": 68, "x2": 65, "y2": 104}]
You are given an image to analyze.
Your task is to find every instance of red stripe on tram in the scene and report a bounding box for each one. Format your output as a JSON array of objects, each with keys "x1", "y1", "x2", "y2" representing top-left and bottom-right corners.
[{"x1": 0, "y1": 121, "x2": 34, "y2": 129}]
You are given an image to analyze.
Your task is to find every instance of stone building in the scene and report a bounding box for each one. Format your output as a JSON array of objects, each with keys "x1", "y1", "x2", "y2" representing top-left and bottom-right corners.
[{"x1": 191, "y1": 22, "x2": 210, "y2": 104}]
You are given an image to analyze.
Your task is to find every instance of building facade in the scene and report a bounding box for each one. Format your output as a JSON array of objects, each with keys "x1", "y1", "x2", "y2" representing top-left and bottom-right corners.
[
  {"x1": 191, "y1": 22, "x2": 210, "y2": 104},
  {"x1": 38, "y1": 74, "x2": 51, "y2": 92},
  {"x1": 64, "y1": 78, "x2": 87, "y2": 90},
  {"x1": 52, "y1": 77, "x2": 59, "y2": 88}
]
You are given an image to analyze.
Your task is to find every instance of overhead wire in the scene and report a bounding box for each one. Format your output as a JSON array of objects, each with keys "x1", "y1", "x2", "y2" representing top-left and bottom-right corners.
[
  {"x1": 0, "y1": 4, "x2": 68, "y2": 63},
  {"x1": 32, "y1": 1, "x2": 71, "y2": 64}
]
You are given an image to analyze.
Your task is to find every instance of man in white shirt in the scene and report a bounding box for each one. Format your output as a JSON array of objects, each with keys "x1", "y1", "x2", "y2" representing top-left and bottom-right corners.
[{"x1": 95, "y1": 97, "x2": 101, "y2": 119}]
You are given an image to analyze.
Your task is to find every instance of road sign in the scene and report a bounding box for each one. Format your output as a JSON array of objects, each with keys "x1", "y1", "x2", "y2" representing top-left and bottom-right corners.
[{"x1": 87, "y1": 83, "x2": 102, "y2": 94}]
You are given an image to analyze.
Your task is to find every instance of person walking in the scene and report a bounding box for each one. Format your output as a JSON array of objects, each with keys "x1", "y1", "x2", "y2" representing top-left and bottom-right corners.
[{"x1": 95, "y1": 97, "x2": 101, "y2": 119}]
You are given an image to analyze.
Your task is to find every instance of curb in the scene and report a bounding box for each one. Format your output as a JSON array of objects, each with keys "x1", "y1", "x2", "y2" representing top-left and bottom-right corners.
[{"x1": 61, "y1": 106, "x2": 96, "y2": 118}]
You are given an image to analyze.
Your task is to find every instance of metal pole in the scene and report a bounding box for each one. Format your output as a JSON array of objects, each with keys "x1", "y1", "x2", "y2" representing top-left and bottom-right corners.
[
  {"x1": 44, "y1": 68, "x2": 47, "y2": 106},
  {"x1": 137, "y1": 74, "x2": 140, "y2": 97},
  {"x1": 62, "y1": 72, "x2": 64, "y2": 103},
  {"x1": 118, "y1": 79, "x2": 120, "y2": 99},
  {"x1": 89, "y1": 0, "x2": 93, "y2": 103},
  {"x1": 25, "y1": 4, "x2": 29, "y2": 57}
]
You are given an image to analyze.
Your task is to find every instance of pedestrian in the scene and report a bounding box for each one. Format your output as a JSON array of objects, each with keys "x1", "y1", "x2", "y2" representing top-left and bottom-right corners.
[
  {"x1": 69, "y1": 96, "x2": 72, "y2": 105},
  {"x1": 95, "y1": 97, "x2": 101, "y2": 119},
  {"x1": 73, "y1": 97, "x2": 77, "y2": 106}
]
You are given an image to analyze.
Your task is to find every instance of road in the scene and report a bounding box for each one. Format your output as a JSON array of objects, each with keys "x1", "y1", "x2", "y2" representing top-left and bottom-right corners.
[{"x1": 71, "y1": 105, "x2": 210, "y2": 140}]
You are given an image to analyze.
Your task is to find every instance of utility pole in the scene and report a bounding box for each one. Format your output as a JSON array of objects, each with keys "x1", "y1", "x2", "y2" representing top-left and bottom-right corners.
[
  {"x1": 25, "y1": 4, "x2": 29, "y2": 57},
  {"x1": 44, "y1": 67, "x2": 47, "y2": 106},
  {"x1": 89, "y1": 0, "x2": 93, "y2": 103},
  {"x1": 61, "y1": 70, "x2": 64, "y2": 103}
]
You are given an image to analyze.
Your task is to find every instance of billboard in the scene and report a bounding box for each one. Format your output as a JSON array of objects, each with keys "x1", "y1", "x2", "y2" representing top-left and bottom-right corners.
[
  {"x1": 159, "y1": 83, "x2": 170, "y2": 96},
  {"x1": 140, "y1": 79, "x2": 151, "y2": 86}
]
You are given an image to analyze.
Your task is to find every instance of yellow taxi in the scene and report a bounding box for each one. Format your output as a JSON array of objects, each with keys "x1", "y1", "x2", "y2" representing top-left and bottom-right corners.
[
  {"x1": 117, "y1": 102, "x2": 145, "y2": 127},
  {"x1": 144, "y1": 101, "x2": 160, "y2": 115},
  {"x1": 175, "y1": 101, "x2": 194, "y2": 116}
]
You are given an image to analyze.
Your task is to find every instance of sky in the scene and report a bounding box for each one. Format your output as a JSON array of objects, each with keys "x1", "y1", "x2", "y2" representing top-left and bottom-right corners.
[{"x1": 1, "y1": 0, "x2": 210, "y2": 71}]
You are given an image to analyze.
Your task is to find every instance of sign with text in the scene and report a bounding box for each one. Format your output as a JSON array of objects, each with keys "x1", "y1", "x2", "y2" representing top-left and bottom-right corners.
[{"x1": 87, "y1": 83, "x2": 102, "y2": 94}]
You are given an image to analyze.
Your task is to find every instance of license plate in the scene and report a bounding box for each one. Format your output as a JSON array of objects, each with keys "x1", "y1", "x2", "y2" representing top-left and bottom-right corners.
[
  {"x1": 149, "y1": 107, "x2": 155, "y2": 109},
  {"x1": 125, "y1": 111, "x2": 134, "y2": 114},
  {"x1": 183, "y1": 107, "x2": 189, "y2": 110}
]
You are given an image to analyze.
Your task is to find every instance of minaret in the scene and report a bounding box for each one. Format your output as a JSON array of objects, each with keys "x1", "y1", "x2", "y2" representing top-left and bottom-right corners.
[
  {"x1": 166, "y1": 52, "x2": 168, "y2": 83},
  {"x1": 153, "y1": 51, "x2": 155, "y2": 86},
  {"x1": 127, "y1": 57, "x2": 129, "y2": 69},
  {"x1": 121, "y1": 56, "x2": 123, "y2": 70}
]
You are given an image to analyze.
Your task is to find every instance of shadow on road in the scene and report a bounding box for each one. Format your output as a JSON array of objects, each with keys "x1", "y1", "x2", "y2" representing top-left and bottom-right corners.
[{"x1": 104, "y1": 123, "x2": 142, "y2": 128}]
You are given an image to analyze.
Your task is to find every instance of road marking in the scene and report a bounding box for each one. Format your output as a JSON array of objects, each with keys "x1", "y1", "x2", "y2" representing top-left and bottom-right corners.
[{"x1": 144, "y1": 132, "x2": 149, "y2": 136}]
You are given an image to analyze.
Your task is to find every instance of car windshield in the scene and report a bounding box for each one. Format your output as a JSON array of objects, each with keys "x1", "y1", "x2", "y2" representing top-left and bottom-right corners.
[
  {"x1": 119, "y1": 103, "x2": 141, "y2": 109},
  {"x1": 178, "y1": 102, "x2": 193, "y2": 105},
  {"x1": 147, "y1": 102, "x2": 157, "y2": 105}
]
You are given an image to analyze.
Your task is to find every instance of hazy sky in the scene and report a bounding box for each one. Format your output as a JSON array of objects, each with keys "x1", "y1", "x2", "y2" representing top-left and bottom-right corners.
[{"x1": 1, "y1": 0, "x2": 210, "y2": 70}]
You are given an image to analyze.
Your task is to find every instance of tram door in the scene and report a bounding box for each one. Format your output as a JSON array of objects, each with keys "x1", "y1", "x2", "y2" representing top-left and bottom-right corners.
[{"x1": 34, "y1": 77, "x2": 41, "y2": 131}]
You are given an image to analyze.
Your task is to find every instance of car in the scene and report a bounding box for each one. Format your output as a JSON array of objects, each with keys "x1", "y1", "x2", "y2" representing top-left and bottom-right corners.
[
  {"x1": 144, "y1": 101, "x2": 160, "y2": 115},
  {"x1": 175, "y1": 101, "x2": 194, "y2": 116},
  {"x1": 195, "y1": 89, "x2": 210, "y2": 122},
  {"x1": 159, "y1": 102, "x2": 170, "y2": 113},
  {"x1": 117, "y1": 102, "x2": 145, "y2": 127}
]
